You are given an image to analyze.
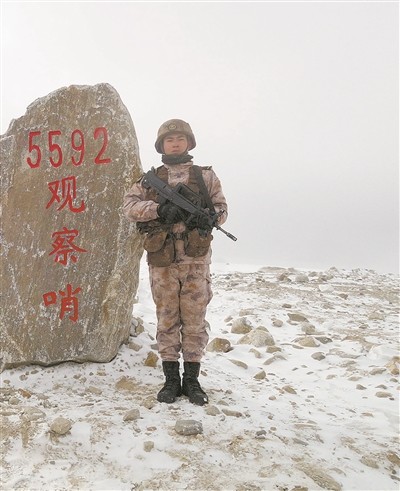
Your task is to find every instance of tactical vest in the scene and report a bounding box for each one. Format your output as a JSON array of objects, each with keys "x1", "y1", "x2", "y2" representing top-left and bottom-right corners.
[
  {"x1": 145, "y1": 165, "x2": 209, "y2": 206},
  {"x1": 138, "y1": 164, "x2": 213, "y2": 266}
]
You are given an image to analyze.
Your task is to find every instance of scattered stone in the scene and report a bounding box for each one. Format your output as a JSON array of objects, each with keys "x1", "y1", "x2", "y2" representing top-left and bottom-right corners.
[
  {"x1": 21, "y1": 407, "x2": 46, "y2": 422},
  {"x1": 315, "y1": 336, "x2": 333, "y2": 344},
  {"x1": 128, "y1": 342, "x2": 142, "y2": 352},
  {"x1": 272, "y1": 319, "x2": 284, "y2": 327},
  {"x1": 144, "y1": 351, "x2": 159, "y2": 368},
  {"x1": 375, "y1": 391, "x2": 392, "y2": 398},
  {"x1": 238, "y1": 328, "x2": 275, "y2": 347},
  {"x1": 238, "y1": 309, "x2": 256, "y2": 316},
  {"x1": 206, "y1": 337, "x2": 232, "y2": 353},
  {"x1": 282, "y1": 303, "x2": 292, "y2": 309},
  {"x1": 264, "y1": 353, "x2": 286, "y2": 365},
  {"x1": 368, "y1": 311, "x2": 385, "y2": 321},
  {"x1": 297, "y1": 463, "x2": 342, "y2": 491},
  {"x1": 277, "y1": 272, "x2": 290, "y2": 281},
  {"x1": 386, "y1": 357, "x2": 399, "y2": 375},
  {"x1": 217, "y1": 399, "x2": 229, "y2": 406},
  {"x1": 356, "y1": 384, "x2": 367, "y2": 390},
  {"x1": 282, "y1": 385, "x2": 297, "y2": 395},
  {"x1": 386, "y1": 451, "x2": 400, "y2": 466},
  {"x1": 360, "y1": 456, "x2": 379, "y2": 468},
  {"x1": 254, "y1": 370, "x2": 266, "y2": 380},
  {"x1": 123, "y1": 408, "x2": 141, "y2": 422},
  {"x1": 9, "y1": 397, "x2": 20, "y2": 405},
  {"x1": 18, "y1": 389, "x2": 32, "y2": 399},
  {"x1": 255, "y1": 429, "x2": 267, "y2": 439},
  {"x1": 115, "y1": 376, "x2": 137, "y2": 392},
  {"x1": 130, "y1": 317, "x2": 144, "y2": 337},
  {"x1": 311, "y1": 352, "x2": 326, "y2": 361},
  {"x1": 318, "y1": 272, "x2": 334, "y2": 281},
  {"x1": 293, "y1": 438, "x2": 308, "y2": 446},
  {"x1": 205, "y1": 405, "x2": 220, "y2": 416},
  {"x1": 141, "y1": 397, "x2": 156, "y2": 410},
  {"x1": 338, "y1": 293, "x2": 348, "y2": 300},
  {"x1": 229, "y1": 359, "x2": 248, "y2": 369},
  {"x1": 370, "y1": 368, "x2": 386, "y2": 375},
  {"x1": 50, "y1": 417, "x2": 72, "y2": 435},
  {"x1": 288, "y1": 313, "x2": 308, "y2": 322},
  {"x1": 143, "y1": 441, "x2": 154, "y2": 452},
  {"x1": 221, "y1": 408, "x2": 243, "y2": 418},
  {"x1": 266, "y1": 346, "x2": 282, "y2": 354},
  {"x1": 301, "y1": 323, "x2": 316, "y2": 335},
  {"x1": 174, "y1": 419, "x2": 203, "y2": 436},
  {"x1": 231, "y1": 317, "x2": 253, "y2": 334},
  {"x1": 249, "y1": 348, "x2": 262, "y2": 358},
  {"x1": 294, "y1": 337, "x2": 320, "y2": 348}
]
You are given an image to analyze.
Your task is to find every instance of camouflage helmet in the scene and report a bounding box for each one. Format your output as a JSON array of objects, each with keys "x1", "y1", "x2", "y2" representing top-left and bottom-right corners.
[{"x1": 155, "y1": 119, "x2": 196, "y2": 154}]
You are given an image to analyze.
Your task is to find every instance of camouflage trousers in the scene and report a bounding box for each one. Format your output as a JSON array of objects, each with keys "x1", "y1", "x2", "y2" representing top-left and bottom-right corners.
[{"x1": 149, "y1": 263, "x2": 213, "y2": 362}]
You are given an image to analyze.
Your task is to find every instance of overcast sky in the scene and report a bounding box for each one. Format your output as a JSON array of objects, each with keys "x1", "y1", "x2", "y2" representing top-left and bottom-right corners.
[{"x1": 1, "y1": 1, "x2": 398, "y2": 273}]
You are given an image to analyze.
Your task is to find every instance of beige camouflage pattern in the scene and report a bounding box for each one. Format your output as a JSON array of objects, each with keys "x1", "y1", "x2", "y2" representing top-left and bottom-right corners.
[
  {"x1": 123, "y1": 160, "x2": 228, "y2": 362},
  {"x1": 123, "y1": 162, "x2": 228, "y2": 265},
  {"x1": 149, "y1": 263, "x2": 212, "y2": 362}
]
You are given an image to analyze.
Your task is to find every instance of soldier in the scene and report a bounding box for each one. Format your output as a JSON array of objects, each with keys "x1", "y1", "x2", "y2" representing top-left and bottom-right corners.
[{"x1": 123, "y1": 119, "x2": 228, "y2": 406}]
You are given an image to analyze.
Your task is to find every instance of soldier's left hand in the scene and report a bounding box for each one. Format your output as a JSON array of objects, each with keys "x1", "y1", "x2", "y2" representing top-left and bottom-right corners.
[{"x1": 197, "y1": 212, "x2": 218, "y2": 231}]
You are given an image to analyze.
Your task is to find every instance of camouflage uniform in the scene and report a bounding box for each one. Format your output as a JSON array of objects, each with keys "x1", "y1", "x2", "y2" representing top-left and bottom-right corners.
[{"x1": 124, "y1": 161, "x2": 228, "y2": 362}]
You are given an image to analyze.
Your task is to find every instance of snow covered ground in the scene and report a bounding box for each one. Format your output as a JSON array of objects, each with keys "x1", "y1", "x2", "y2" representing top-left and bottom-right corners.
[{"x1": 1, "y1": 260, "x2": 399, "y2": 491}]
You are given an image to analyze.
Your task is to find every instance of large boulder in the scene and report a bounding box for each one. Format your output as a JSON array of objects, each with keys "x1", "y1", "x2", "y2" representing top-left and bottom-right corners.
[{"x1": 1, "y1": 83, "x2": 143, "y2": 369}]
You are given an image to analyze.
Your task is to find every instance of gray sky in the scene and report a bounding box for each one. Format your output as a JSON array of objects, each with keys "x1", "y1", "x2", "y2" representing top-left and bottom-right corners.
[{"x1": 2, "y1": 1, "x2": 399, "y2": 273}]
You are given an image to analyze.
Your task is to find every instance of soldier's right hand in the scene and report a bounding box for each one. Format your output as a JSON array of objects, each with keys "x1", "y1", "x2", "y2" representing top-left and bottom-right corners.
[{"x1": 157, "y1": 203, "x2": 185, "y2": 224}]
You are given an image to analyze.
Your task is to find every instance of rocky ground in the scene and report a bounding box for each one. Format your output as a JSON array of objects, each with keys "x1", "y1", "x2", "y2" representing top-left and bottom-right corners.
[{"x1": 1, "y1": 264, "x2": 399, "y2": 491}]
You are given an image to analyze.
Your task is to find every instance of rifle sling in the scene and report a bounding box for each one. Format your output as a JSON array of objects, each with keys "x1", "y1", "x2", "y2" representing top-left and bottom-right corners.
[{"x1": 193, "y1": 165, "x2": 215, "y2": 214}]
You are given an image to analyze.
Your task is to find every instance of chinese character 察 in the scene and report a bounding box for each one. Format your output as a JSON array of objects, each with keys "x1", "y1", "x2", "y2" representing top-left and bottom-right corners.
[{"x1": 49, "y1": 227, "x2": 87, "y2": 266}]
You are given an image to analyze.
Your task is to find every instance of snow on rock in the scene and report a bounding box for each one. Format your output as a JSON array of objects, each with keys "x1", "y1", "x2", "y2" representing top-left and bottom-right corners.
[{"x1": 0, "y1": 261, "x2": 399, "y2": 490}]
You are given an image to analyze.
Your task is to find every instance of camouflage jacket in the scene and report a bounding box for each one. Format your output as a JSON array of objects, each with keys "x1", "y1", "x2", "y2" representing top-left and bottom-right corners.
[{"x1": 123, "y1": 162, "x2": 228, "y2": 265}]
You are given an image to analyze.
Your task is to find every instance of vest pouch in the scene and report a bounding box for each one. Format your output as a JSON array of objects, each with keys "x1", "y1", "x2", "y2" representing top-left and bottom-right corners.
[
  {"x1": 185, "y1": 229, "x2": 213, "y2": 257},
  {"x1": 146, "y1": 234, "x2": 175, "y2": 267},
  {"x1": 143, "y1": 230, "x2": 168, "y2": 253}
]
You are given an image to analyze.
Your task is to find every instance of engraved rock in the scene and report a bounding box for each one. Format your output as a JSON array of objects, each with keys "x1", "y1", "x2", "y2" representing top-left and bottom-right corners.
[{"x1": 1, "y1": 83, "x2": 143, "y2": 369}]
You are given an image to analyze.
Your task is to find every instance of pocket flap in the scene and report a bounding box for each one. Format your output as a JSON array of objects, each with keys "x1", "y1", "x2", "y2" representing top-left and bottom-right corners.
[{"x1": 143, "y1": 230, "x2": 168, "y2": 252}]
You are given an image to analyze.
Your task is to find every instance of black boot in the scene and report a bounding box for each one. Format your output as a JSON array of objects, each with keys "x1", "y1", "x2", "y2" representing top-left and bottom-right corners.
[
  {"x1": 182, "y1": 362, "x2": 209, "y2": 406},
  {"x1": 157, "y1": 361, "x2": 182, "y2": 404}
]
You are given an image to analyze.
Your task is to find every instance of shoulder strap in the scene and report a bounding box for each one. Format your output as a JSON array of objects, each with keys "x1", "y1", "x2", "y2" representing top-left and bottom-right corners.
[{"x1": 193, "y1": 165, "x2": 215, "y2": 213}]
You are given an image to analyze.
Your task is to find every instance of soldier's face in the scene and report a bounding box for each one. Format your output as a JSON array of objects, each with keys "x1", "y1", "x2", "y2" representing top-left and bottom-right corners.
[{"x1": 163, "y1": 133, "x2": 189, "y2": 155}]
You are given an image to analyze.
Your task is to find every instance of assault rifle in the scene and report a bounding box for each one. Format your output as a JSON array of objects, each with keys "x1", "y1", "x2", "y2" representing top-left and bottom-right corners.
[{"x1": 142, "y1": 168, "x2": 237, "y2": 241}]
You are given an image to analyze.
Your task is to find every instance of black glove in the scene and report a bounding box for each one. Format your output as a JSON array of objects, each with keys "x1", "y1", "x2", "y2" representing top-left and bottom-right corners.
[
  {"x1": 196, "y1": 212, "x2": 218, "y2": 231},
  {"x1": 157, "y1": 203, "x2": 185, "y2": 224}
]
